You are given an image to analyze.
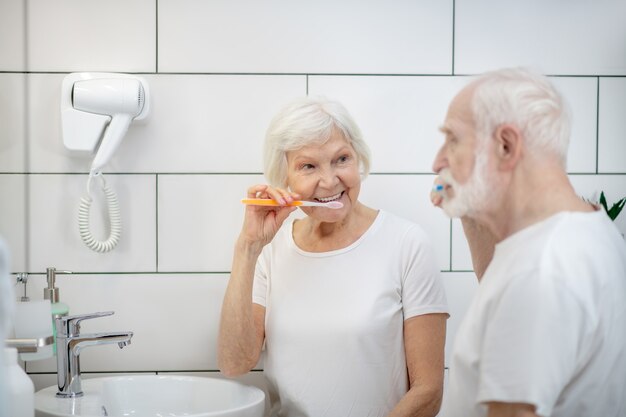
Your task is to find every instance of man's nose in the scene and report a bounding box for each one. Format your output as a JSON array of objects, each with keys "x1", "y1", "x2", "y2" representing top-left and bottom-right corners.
[{"x1": 432, "y1": 146, "x2": 447, "y2": 174}]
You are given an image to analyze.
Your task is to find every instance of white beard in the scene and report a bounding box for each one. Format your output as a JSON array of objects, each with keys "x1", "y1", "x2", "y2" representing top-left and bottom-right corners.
[{"x1": 439, "y1": 151, "x2": 493, "y2": 218}]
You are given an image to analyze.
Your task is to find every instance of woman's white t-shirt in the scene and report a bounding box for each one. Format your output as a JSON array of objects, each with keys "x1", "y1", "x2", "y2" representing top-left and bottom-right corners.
[{"x1": 253, "y1": 210, "x2": 449, "y2": 417}]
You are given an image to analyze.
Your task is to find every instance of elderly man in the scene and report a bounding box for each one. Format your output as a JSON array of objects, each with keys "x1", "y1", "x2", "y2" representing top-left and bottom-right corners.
[{"x1": 431, "y1": 68, "x2": 626, "y2": 417}]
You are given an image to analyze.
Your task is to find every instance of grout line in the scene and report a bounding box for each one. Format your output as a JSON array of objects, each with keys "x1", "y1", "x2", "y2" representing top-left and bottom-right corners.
[
  {"x1": 0, "y1": 172, "x2": 446, "y2": 176},
  {"x1": 24, "y1": 85, "x2": 31, "y2": 274},
  {"x1": 12, "y1": 269, "x2": 470, "y2": 275},
  {"x1": 155, "y1": 174, "x2": 159, "y2": 272},
  {"x1": 26, "y1": 369, "x2": 265, "y2": 376},
  {"x1": 5, "y1": 70, "x2": 625, "y2": 77},
  {"x1": 22, "y1": 0, "x2": 31, "y2": 277},
  {"x1": 12, "y1": 271, "x2": 232, "y2": 275},
  {"x1": 595, "y1": 77, "x2": 600, "y2": 174},
  {"x1": 155, "y1": 0, "x2": 159, "y2": 73},
  {"x1": 451, "y1": 0, "x2": 456, "y2": 75},
  {"x1": 6, "y1": 171, "x2": 624, "y2": 176},
  {"x1": 449, "y1": 218, "x2": 453, "y2": 270}
]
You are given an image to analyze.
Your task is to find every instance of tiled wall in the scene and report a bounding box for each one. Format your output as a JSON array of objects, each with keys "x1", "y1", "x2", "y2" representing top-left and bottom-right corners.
[{"x1": 1, "y1": 0, "x2": 625, "y2": 399}]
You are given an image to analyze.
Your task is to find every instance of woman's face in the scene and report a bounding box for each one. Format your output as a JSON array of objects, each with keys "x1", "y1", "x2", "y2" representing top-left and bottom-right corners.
[{"x1": 286, "y1": 130, "x2": 361, "y2": 222}]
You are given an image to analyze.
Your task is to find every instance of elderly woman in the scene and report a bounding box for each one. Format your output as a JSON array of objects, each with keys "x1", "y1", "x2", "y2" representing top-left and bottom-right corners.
[{"x1": 218, "y1": 96, "x2": 448, "y2": 417}]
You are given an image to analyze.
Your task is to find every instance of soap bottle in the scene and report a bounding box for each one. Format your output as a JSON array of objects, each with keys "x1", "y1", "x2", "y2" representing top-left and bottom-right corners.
[
  {"x1": 5, "y1": 347, "x2": 35, "y2": 417},
  {"x1": 43, "y1": 267, "x2": 69, "y2": 354}
]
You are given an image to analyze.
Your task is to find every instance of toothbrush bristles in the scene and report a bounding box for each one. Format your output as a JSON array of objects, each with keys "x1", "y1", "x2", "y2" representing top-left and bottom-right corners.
[{"x1": 324, "y1": 201, "x2": 343, "y2": 209}]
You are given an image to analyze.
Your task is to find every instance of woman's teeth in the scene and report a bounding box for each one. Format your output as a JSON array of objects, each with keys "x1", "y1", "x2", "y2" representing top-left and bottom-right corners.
[{"x1": 315, "y1": 192, "x2": 343, "y2": 202}]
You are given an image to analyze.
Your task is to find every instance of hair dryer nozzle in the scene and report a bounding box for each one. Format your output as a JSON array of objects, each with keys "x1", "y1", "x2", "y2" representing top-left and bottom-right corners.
[{"x1": 73, "y1": 78, "x2": 145, "y2": 118}]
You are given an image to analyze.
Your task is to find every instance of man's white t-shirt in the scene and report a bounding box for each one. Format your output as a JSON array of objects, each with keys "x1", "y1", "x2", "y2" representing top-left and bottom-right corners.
[
  {"x1": 442, "y1": 210, "x2": 626, "y2": 417},
  {"x1": 253, "y1": 210, "x2": 449, "y2": 417}
]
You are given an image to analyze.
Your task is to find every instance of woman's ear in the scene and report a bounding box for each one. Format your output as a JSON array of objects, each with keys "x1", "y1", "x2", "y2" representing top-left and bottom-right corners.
[{"x1": 493, "y1": 123, "x2": 523, "y2": 171}]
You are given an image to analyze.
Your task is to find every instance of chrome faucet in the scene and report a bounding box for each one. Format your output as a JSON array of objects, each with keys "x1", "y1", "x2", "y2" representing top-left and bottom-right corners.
[{"x1": 55, "y1": 311, "x2": 133, "y2": 398}]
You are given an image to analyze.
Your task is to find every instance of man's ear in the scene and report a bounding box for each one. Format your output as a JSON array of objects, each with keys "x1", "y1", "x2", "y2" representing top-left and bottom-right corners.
[{"x1": 493, "y1": 123, "x2": 523, "y2": 171}]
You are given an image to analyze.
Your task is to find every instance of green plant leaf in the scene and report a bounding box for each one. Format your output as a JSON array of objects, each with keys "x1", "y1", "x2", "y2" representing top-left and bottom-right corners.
[
  {"x1": 607, "y1": 197, "x2": 626, "y2": 221},
  {"x1": 599, "y1": 191, "x2": 609, "y2": 213}
]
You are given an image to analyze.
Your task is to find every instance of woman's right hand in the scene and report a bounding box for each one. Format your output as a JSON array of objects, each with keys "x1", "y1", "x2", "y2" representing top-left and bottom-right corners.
[{"x1": 238, "y1": 184, "x2": 300, "y2": 253}]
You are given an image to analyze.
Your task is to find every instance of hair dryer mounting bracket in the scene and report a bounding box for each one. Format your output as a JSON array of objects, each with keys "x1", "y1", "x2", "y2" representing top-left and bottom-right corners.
[{"x1": 60, "y1": 72, "x2": 150, "y2": 173}]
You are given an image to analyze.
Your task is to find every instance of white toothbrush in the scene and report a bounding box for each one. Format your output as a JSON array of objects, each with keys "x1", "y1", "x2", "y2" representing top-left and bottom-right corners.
[{"x1": 241, "y1": 198, "x2": 344, "y2": 209}]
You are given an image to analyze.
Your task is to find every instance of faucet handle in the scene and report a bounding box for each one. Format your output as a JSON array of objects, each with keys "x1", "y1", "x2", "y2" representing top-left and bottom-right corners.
[{"x1": 56, "y1": 311, "x2": 115, "y2": 337}]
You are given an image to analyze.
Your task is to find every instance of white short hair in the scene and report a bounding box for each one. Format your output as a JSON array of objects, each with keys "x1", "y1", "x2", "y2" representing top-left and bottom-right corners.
[
  {"x1": 263, "y1": 96, "x2": 371, "y2": 187},
  {"x1": 471, "y1": 67, "x2": 571, "y2": 167}
]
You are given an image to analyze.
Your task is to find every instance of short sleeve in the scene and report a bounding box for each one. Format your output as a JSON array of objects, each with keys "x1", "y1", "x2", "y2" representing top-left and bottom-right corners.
[
  {"x1": 400, "y1": 225, "x2": 449, "y2": 320},
  {"x1": 477, "y1": 273, "x2": 591, "y2": 416}
]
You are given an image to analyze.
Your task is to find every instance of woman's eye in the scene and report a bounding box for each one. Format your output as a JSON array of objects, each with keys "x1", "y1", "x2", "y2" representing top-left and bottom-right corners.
[
  {"x1": 300, "y1": 163, "x2": 315, "y2": 170},
  {"x1": 338, "y1": 155, "x2": 350, "y2": 163}
]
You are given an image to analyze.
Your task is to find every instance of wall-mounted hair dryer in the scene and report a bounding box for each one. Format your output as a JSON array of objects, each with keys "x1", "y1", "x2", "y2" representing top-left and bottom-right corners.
[
  {"x1": 61, "y1": 72, "x2": 150, "y2": 173},
  {"x1": 73, "y1": 78, "x2": 145, "y2": 173},
  {"x1": 60, "y1": 73, "x2": 150, "y2": 254}
]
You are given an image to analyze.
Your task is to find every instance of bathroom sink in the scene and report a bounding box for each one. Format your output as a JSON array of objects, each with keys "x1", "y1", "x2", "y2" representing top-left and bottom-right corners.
[{"x1": 35, "y1": 375, "x2": 265, "y2": 417}]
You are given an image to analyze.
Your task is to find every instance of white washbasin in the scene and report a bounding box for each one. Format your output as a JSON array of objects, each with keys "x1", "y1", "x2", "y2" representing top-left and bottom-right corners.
[{"x1": 35, "y1": 375, "x2": 265, "y2": 417}]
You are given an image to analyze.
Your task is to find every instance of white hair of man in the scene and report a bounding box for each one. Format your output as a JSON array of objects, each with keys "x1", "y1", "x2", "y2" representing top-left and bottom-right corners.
[
  {"x1": 470, "y1": 67, "x2": 571, "y2": 168},
  {"x1": 263, "y1": 96, "x2": 371, "y2": 188}
]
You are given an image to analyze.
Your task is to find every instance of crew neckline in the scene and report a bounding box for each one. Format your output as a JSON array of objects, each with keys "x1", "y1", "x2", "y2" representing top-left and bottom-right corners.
[
  {"x1": 288, "y1": 210, "x2": 384, "y2": 257},
  {"x1": 496, "y1": 209, "x2": 604, "y2": 253}
]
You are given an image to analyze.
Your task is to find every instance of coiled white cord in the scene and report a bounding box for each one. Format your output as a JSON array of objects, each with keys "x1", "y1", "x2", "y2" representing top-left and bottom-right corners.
[{"x1": 78, "y1": 172, "x2": 121, "y2": 253}]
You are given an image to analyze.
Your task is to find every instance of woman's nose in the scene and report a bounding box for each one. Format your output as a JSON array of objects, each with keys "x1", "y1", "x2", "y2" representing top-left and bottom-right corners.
[{"x1": 318, "y1": 167, "x2": 339, "y2": 187}]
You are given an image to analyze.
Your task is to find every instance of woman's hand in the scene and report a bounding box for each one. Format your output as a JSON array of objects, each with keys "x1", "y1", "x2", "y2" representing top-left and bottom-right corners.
[
  {"x1": 220, "y1": 183, "x2": 298, "y2": 376},
  {"x1": 238, "y1": 184, "x2": 300, "y2": 253}
]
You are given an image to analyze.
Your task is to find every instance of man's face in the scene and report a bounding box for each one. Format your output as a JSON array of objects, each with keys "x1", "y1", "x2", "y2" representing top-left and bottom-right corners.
[{"x1": 432, "y1": 86, "x2": 493, "y2": 218}]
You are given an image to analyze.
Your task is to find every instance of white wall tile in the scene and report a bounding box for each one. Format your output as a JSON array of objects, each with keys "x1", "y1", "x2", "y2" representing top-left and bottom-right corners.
[
  {"x1": 158, "y1": 174, "x2": 264, "y2": 272},
  {"x1": 0, "y1": 175, "x2": 26, "y2": 271},
  {"x1": 358, "y1": 174, "x2": 451, "y2": 271},
  {"x1": 28, "y1": 174, "x2": 156, "y2": 272},
  {"x1": 309, "y1": 76, "x2": 470, "y2": 173},
  {"x1": 159, "y1": 0, "x2": 452, "y2": 74},
  {"x1": 27, "y1": 74, "x2": 306, "y2": 173},
  {"x1": 550, "y1": 77, "x2": 597, "y2": 173},
  {"x1": 451, "y1": 219, "x2": 472, "y2": 271},
  {"x1": 0, "y1": 0, "x2": 25, "y2": 71},
  {"x1": 442, "y1": 272, "x2": 478, "y2": 367},
  {"x1": 26, "y1": 0, "x2": 156, "y2": 72},
  {"x1": 0, "y1": 74, "x2": 26, "y2": 172},
  {"x1": 569, "y1": 174, "x2": 626, "y2": 236},
  {"x1": 598, "y1": 78, "x2": 626, "y2": 173},
  {"x1": 26, "y1": 273, "x2": 228, "y2": 372},
  {"x1": 122, "y1": 75, "x2": 305, "y2": 173},
  {"x1": 26, "y1": 74, "x2": 78, "y2": 173},
  {"x1": 455, "y1": 0, "x2": 626, "y2": 75},
  {"x1": 27, "y1": 373, "x2": 56, "y2": 393},
  {"x1": 309, "y1": 75, "x2": 598, "y2": 174},
  {"x1": 27, "y1": 72, "x2": 154, "y2": 173}
]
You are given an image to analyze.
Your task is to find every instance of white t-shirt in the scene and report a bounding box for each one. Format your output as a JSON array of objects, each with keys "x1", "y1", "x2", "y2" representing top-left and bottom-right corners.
[
  {"x1": 253, "y1": 210, "x2": 449, "y2": 417},
  {"x1": 442, "y1": 210, "x2": 626, "y2": 417}
]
